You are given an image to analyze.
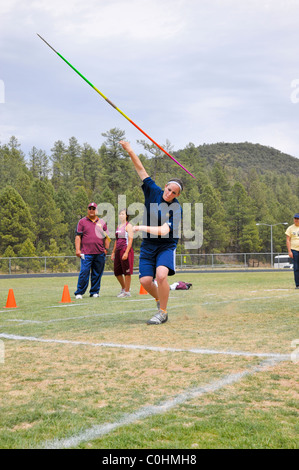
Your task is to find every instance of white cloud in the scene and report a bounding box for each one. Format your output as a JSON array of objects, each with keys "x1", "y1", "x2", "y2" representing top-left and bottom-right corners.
[
  {"x1": 1, "y1": 0, "x2": 186, "y2": 41},
  {"x1": 65, "y1": 0, "x2": 186, "y2": 41}
]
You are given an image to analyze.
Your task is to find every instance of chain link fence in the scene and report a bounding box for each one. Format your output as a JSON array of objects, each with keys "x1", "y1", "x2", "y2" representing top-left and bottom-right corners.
[{"x1": 0, "y1": 252, "x2": 292, "y2": 275}]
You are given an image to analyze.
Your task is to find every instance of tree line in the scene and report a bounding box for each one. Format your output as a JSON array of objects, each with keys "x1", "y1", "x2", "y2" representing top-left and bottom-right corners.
[{"x1": 0, "y1": 128, "x2": 298, "y2": 260}]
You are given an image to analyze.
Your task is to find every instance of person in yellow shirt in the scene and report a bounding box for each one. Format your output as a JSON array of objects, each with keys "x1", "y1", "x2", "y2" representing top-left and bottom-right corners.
[{"x1": 285, "y1": 213, "x2": 299, "y2": 288}]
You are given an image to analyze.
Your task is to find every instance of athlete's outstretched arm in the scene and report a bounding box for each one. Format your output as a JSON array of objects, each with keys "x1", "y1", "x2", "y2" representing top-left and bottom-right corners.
[
  {"x1": 119, "y1": 141, "x2": 149, "y2": 181},
  {"x1": 133, "y1": 223, "x2": 170, "y2": 237}
]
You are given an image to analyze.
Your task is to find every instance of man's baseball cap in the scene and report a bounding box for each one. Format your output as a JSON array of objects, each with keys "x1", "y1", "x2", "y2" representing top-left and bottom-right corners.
[
  {"x1": 294, "y1": 213, "x2": 299, "y2": 218},
  {"x1": 88, "y1": 202, "x2": 97, "y2": 209}
]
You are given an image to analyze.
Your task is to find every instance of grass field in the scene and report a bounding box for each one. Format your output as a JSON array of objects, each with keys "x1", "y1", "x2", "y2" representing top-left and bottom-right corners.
[{"x1": 0, "y1": 271, "x2": 298, "y2": 449}]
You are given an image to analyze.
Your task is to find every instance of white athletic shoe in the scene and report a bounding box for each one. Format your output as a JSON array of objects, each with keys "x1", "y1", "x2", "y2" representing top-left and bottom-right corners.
[
  {"x1": 117, "y1": 289, "x2": 125, "y2": 297},
  {"x1": 147, "y1": 309, "x2": 168, "y2": 325},
  {"x1": 90, "y1": 293, "x2": 100, "y2": 297},
  {"x1": 75, "y1": 294, "x2": 83, "y2": 300},
  {"x1": 118, "y1": 291, "x2": 131, "y2": 298}
]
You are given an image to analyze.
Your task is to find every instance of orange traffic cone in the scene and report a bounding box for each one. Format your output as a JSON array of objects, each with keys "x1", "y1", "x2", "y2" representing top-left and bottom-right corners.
[
  {"x1": 60, "y1": 285, "x2": 73, "y2": 303},
  {"x1": 4, "y1": 289, "x2": 18, "y2": 308},
  {"x1": 139, "y1": 284, "x2": 148, "y2": 295}
]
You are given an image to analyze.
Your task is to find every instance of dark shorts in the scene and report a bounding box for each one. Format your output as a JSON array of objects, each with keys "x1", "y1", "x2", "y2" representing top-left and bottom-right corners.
[
  {"x1": 139, "y1": 242, "x2": 177, "y2": 278},
  {"x1": 114, "y1": 248, "x2": 134, "y2": 276}
]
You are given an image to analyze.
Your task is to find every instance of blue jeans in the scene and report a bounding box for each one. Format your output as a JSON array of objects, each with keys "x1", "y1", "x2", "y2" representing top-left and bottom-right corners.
[
  {"x1": 292, "y1": 249, "x2": 299, "y2": 287},
  {"x1": 75, "y1": 253, "x2": 106, "y2": 296}
]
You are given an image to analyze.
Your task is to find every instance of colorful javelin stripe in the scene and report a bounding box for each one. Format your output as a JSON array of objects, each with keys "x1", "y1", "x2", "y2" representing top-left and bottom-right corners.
[{"x1": 37, "y1": 34, "x2": 196, "y2": 179}]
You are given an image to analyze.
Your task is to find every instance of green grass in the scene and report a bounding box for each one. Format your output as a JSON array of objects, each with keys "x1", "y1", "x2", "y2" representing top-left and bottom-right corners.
[{"x1": 0, "y1": 271, "x2": 298, "y2": 449}]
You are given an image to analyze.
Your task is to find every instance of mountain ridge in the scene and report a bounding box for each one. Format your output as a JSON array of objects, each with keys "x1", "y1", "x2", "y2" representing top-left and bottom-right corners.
[{"x1": 177, "y1": 141, "x2": 299, "y2": 177}]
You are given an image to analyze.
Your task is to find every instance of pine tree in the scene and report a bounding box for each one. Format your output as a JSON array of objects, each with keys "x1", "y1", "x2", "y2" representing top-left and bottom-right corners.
[
  {"x1": 72, "y1": 187, "x2": 90, "y2": 221},
  {"x1": 226, "y1": 182, "x2": 257, "y2": 252},
  {"x1": 0, "y1": 186, "x2": 36, "y2": 255},
  {"x1": 81, "y1": 143, "x2": 102, "y2": 192},
  {"x1": 50, "y1": 140, "x2": 67, "y2": 189},
  {"x1": 100, "y1": 128, "x2": 131, "y2": 192},
  {"x1": 3, "y1": 245, "x2": 16, "y2": 258},
  {"x1": 0, "y1": 137, "x2": 29, "y2": 188},
  {"x1": 28, "y1": 179, "x2": 68, "y2": 250},
  {"x1": 1, "y1": 245, "x2": 16, "y2": 274},
  {"x1": 43, "y1": 238, "x2": 68, "y2": 272},
  {"x1": 28, "y1": 147, "x2": 50, "y2": 180},
  {"x1": 240, "y1": 222, "x2": 261, "y2": 253},
  {"x1": 210, "y1": 161, "x2": 231, "y2": 202},
  {"x1": 19, "y1": 238, "x2": 40, "y2": 273},
  {"x1": 201, "y1": 184, "x2": 229, "y2": 253},
  {"x1": 137, "y1": 139, "x2": 174, "y2": 180}
]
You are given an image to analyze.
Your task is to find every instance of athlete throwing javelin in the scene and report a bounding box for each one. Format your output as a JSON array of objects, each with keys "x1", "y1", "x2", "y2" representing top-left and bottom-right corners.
[{"x1": 119, "y1": 141, "x2": 183, "y2": 325}]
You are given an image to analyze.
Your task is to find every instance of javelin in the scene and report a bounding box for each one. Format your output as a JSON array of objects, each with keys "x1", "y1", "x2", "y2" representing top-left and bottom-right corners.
[
  {"x1": 96, "y1": 221, "x2": 111, "y2": 243},
  {"x1": 37, "y1": 34, "x2": 196, "y2": 179}
]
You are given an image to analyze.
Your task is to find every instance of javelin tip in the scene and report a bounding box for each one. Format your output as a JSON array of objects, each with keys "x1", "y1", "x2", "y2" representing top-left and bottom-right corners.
[{"x1": 37, "y1": 33, "x2": 58, "y2": 54}]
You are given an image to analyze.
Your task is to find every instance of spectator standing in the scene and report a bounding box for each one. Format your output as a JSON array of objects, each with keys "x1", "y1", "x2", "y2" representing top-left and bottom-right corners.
[
  {"x1": 285, "y1": 213, "x2": 299, "y2": 289},
  {"x1": 74, "y1": 202, "x2": 110, "y2": 298},
  {"x1": 111, "y1": 209, "x2": 134, "y2": 298}
]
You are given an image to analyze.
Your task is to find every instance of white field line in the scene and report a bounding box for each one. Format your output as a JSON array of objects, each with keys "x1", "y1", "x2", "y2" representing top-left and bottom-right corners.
[
  {"x1": 1, "y1": 290, "x2": 298, "y2": 326},
  {"x1": 40, "y1": 356, "x2": 285, "y2": 449},
  {"x1": 0, "y1": 333, "x2": 290, "y2": 360},
  {"x1": 0, "y1": 289, "x2": 296, "y2": 320},
  {"x1": 1, "y1": 304, "x2": 186, "y2": 325},
  {"x1": 42, "y1": 296, "x2": 176, "y2": 307},
  {"x1": 200, "y1": 292, "x2": 299, "y2": 306}
]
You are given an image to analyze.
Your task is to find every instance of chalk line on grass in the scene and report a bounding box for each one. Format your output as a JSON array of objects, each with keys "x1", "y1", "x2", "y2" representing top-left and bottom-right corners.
[
  {"x1": 1, "y1": 304, "x2": 186, "y2": 325},
  {"x1": 0, "y1": 333, "x2": 290, "y2": 360},
  {"x1": 2, "y1": 290, "x2": 298, "y2": 327},
  {"x1": 44, "y1": 303, "x2": 90, "y2": 308},
  {"x1": 44, "y1": 291, "x2": 299, "y2": 312},
  {"x1": 40, "y1": 356, "x2": 284, "y2": 449},
  {"x1": 200, "y1": 293, "x2": 299, "y2": 306}
]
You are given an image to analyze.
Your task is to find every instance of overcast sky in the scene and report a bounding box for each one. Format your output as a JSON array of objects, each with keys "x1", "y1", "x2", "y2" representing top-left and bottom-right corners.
[{"x1": 1, "y1": 0, "x2": 299, "y2": 160}]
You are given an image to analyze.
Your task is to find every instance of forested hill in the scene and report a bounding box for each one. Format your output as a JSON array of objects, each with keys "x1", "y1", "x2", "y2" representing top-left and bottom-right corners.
[
  {"x1": 175, "y1": 142, "x2": 299, "y2": 176},
  {"x1": 0, "y1": 131, "x2": 299, "y2": 257}
]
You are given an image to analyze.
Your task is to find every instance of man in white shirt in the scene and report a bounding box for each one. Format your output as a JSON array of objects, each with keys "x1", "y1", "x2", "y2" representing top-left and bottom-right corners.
[{"x1": 285, "y1": 213, "x2": 299, "y2": 288}]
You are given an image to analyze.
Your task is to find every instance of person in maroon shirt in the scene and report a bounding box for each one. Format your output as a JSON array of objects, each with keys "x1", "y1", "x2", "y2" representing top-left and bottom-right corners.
[
  {"x1": 74, "y1": 202, "x2": 110, "y2": 299},
  {"x1": 111, "y1": 209, "x2": 134, "y2": 298}
]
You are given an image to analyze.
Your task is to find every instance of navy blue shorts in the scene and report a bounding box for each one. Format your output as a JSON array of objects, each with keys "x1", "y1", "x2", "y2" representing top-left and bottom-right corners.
[{"x1": 139, "y1": 242, "x2": 177, "y2": 278}]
